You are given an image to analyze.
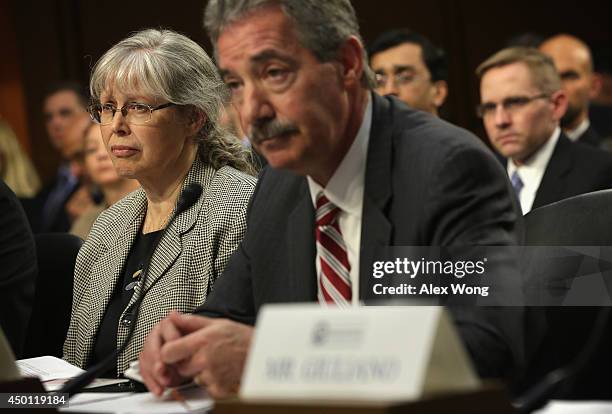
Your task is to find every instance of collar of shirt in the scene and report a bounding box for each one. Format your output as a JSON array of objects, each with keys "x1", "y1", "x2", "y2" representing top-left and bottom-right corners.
[
  {"x1": 307, "y1": 93, "x2": 372, "y2": 215},
  {"x1": 507, "y1": 127, "x2": 560, "y2": 213},
  {"x1": 565, "y1": 118, "x2": 590, "y2": 142}
]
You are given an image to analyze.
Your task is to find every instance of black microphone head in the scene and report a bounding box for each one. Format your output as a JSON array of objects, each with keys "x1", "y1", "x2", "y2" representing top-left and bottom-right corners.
[{"x1": 176, "y1": 183, "x2": 203, "y2": 214}]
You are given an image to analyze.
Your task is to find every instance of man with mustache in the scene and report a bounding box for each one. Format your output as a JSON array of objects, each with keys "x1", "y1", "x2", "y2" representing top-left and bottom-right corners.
[
  {"x1": 139, "y1": 0, "x2": 524, "y2": 397},
  {"x1": 477, "y1": 47, "x2": 612, "y2": 215}
]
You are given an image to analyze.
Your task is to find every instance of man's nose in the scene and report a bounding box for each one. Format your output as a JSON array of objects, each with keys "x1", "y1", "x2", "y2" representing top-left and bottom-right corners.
[
  {"x1": 240, "y1": 83, "x2": 275, "y2": 134},
  {"x1": 493, "y1": 105, "x2": 512, "y2": 128},
  {"x1": 378, "y1": 78, "x2": 398, "y2": 97}
]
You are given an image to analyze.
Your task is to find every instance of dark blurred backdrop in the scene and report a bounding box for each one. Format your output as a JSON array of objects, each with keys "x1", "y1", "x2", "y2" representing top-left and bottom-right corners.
[{"x1": 2, "y1": 0, "x2": 611, "y2": 182}]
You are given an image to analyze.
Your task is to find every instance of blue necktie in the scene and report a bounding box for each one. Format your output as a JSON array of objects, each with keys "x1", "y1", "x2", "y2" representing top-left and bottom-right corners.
[{"x1": 511, "y1": 171, "x2": 524, "y2": 198}]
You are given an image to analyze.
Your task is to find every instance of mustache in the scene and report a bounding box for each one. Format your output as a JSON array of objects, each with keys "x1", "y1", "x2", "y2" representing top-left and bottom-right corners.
[{"x1": 250, "y1": 119, "x2": 299, "y2": 144}]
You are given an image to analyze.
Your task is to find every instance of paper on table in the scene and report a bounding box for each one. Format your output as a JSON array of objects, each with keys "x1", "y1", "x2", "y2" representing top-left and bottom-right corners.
[
  {"x1": 60, "y1": 386, "x2": 213, "y2": 413},
  {"x1": 44, "y1": 377, "x2": 129, "y2": 391},
  {"x1": 60, "y1": 393, "x2": 129, "y2": 407},
  {"x1": 534, "y1": 400, "x2": 612, "y2": 414},
  {"x1": 17, "y1": 356, "x2": 128, "y2": 391},
  {"x1": 123, "y1": 360, "x2": 143, "y2": 383},
  {"x1": 18, "y1": 356, "x2": 83, "y2": 382}
]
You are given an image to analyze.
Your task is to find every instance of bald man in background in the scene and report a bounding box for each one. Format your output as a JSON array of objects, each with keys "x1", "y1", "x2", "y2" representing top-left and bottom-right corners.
[{"x1": 540, "y1": 34, "x2": 603, "y2": 146}]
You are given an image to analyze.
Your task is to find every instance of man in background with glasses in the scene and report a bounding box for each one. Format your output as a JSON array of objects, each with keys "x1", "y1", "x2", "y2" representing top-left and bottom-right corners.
[
  {"x1": 368, "y1": 29, "x2": 448, "y2": 117},
  {"x1": 477, "y1": 47, "x2": 612, "y2": 214}
]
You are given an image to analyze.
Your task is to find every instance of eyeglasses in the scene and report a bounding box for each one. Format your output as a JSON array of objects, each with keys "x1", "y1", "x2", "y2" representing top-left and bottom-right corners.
[
  {"x1": 374, "y1": 69, "x2": 422, "y2": 89},
  {"x1": 88, "y1": 102, "x2": 175, "y2": 125},
  {"x1": 476, "y1": 94, "x2": 549, "y2": 118}
]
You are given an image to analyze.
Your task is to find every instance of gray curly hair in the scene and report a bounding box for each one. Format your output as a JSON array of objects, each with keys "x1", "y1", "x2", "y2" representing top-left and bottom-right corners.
[{"x1": 89, "y1": 28, "x2": 256, "y2": 175}]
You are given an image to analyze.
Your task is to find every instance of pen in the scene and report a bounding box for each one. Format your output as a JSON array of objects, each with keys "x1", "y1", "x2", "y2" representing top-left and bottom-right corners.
[{"x1": 163, "y1": 383, "x2": 197, "y2": 413}]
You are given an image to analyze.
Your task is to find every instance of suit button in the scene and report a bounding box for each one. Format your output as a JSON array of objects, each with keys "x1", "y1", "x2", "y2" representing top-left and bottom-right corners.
[{"x1": 121, "y1": 318, "x2": 132, "y2": 327}]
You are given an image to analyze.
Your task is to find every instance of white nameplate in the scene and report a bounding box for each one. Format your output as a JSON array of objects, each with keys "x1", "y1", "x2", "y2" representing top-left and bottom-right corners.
[{"x1": 240, "y1": 305, "x2": 479, "y2": 402}]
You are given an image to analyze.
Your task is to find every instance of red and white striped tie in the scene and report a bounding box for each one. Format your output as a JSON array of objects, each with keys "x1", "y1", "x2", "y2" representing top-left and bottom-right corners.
[{"x1": 316, "y1": 192, "x2": 352, "y2": 306}]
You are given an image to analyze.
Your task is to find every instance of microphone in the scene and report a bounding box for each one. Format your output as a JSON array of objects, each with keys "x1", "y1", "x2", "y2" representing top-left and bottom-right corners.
[{"x1": 60, "y1": 183, "x2": 203, "y2": 396}]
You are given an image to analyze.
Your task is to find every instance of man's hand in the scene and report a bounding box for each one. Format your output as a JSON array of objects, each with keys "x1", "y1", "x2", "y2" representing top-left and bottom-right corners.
[
  {"x1": 160, "y1": 313, "x2": 254, "y2": 399},
  {"x1": 139, "y1": 311, "x2": 199, "y2": 396}
]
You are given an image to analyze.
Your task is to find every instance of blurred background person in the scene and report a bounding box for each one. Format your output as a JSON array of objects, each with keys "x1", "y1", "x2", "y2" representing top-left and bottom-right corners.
[
  {"x1": 591, "y1": 44, "x2": 612, "y2": 145},
  {"x1": 540, "y1": 34, "x2": 603, "y2": 146},
  {"x1": 62, "y1": 28, "x2": 257, "y2": 376},
  {"x1": 477, "y1": 47, "x2": 612, "y2": 214},
  {"x1": 29, "y1": 82, "x2": 93, "y2": 233},
  {"x1": 0, "y1": 178, "x2": 36, "y2": 358},
  {"x1": 0, "y1": 119, "x2": 41, "y2": 199},
  {"x1": 368, "y1": 28, "x2": 448, "y2": 117},
  {"x1": 61, "y1": 115, "x2": 97, "y2": 226},
  {"x1": 70, "y1": 122, "x2": 140, "y2": 240}
]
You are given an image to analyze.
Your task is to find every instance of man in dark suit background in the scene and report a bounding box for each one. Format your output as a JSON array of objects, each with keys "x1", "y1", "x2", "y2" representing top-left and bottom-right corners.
[
  {"x1": 0, "y1": 179, "x2": 36, "y2": 358},
  {"x1": 540, "y1": 34, "x2": 603, "y2": 147},
  {"x1": 139, "y1": 0, "x2": 523, "y2": 398},
  {"x1": 368, "y1": 29, "x2": 449, "y2": 117},
  {"x1": 477, "y1": 47, "x2": 612, "y2": 215},
  {"x1": 25, "y1": 82, "x2": 94, "y2": 233}
]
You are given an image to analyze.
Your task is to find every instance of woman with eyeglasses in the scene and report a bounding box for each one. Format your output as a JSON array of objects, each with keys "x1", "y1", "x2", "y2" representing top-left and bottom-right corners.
[{"x1": 63, "y1": 28, "x2": 257, "y2": 376}]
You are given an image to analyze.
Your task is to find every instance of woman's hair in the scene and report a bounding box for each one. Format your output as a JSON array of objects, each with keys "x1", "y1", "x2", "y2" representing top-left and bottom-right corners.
[
  {"x1": 89, "y1": 28, "x2": 256, "y2": 175},
  {"x1": 0, "y1": 120, "x2": 41, "y2": 198}
]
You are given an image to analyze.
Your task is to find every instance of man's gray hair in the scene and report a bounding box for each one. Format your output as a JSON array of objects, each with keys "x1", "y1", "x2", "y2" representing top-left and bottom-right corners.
[
  {"x1": 204, "y1": 0, "x2": 376, "y2": 89},
  {"x1": 90, "y1": 28, "x2": 255, "y2": 174}
]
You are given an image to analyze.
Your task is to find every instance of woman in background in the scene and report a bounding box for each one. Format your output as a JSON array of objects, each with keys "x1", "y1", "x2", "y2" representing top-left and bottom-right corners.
[
  {"x1": 70, "y1": 122, "x2": 140, "y2": 240},
  {"x1": 0, "y1": 120, "x2": 41, "y2": 198}
]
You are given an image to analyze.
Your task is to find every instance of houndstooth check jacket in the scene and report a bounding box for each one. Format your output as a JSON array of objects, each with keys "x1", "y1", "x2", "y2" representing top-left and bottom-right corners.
[{"x1": 62, "y1": 158, "x2": 256, "y2": 374}]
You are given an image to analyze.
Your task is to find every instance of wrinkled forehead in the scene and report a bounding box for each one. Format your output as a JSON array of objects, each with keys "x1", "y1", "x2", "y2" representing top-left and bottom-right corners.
[
  {"x1": 481, "y1": 62, "x2": 539, "y2": 100},
  {"x1": 217, "y1": 6, "x2": 304, "y2": 67},
  {"x1": 371, "y1": 42, "x2": 426, "y2": 71}
]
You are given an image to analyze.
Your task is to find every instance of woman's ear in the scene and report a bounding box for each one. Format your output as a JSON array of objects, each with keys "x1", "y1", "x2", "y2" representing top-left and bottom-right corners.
[{"x1": 185, "y1": 107, "x2": 207, "y2": 136}]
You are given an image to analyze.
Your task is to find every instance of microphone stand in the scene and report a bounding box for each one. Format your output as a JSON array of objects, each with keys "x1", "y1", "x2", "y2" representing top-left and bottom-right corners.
[{"x1": 59, "y1": 183, "x2": 203, "y2": 397}]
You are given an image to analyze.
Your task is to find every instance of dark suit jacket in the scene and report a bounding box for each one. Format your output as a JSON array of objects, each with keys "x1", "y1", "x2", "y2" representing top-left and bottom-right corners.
[
  {"x1": 22, "y1": 174, "x2": 75, "y2": 234},
  {"x1": 576, "y1": 124, "x2": 603, "y2": 148},
  {"x1": 0, "y1": 180, "x2": 37, "y2": 357},
  {"x1": 196, "y1": 94, "x2": 523, "y2": 379},
  {"x1": 532, "y1": 133, "x2": 612, "y2": 210}
]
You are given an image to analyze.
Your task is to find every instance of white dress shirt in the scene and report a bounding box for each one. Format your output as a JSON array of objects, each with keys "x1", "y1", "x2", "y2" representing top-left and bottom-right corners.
[
  {"x1": 565, "y1": 119, "x2": 590, "y2": 142},
  {"x1": 307, "y1": 95, "x2": 372, "y2": 306},
  {"x1": 507, "y1": 127, "x2": 561, "y2": 214}
]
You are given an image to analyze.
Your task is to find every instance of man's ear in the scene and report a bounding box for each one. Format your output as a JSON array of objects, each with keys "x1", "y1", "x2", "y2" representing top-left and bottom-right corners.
[
  {"x1": 550, "y1": 89, "x2": 569, "y2": 122},
  {"x1": 432, "y1": 80, "x2": 449, "y2": 108},
  {"x1": 590, "y1": 73, "x2": 603, "y2": 99},
  {"x1": 337, "y1": 36, "x2": 365, "y2": 87}
]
